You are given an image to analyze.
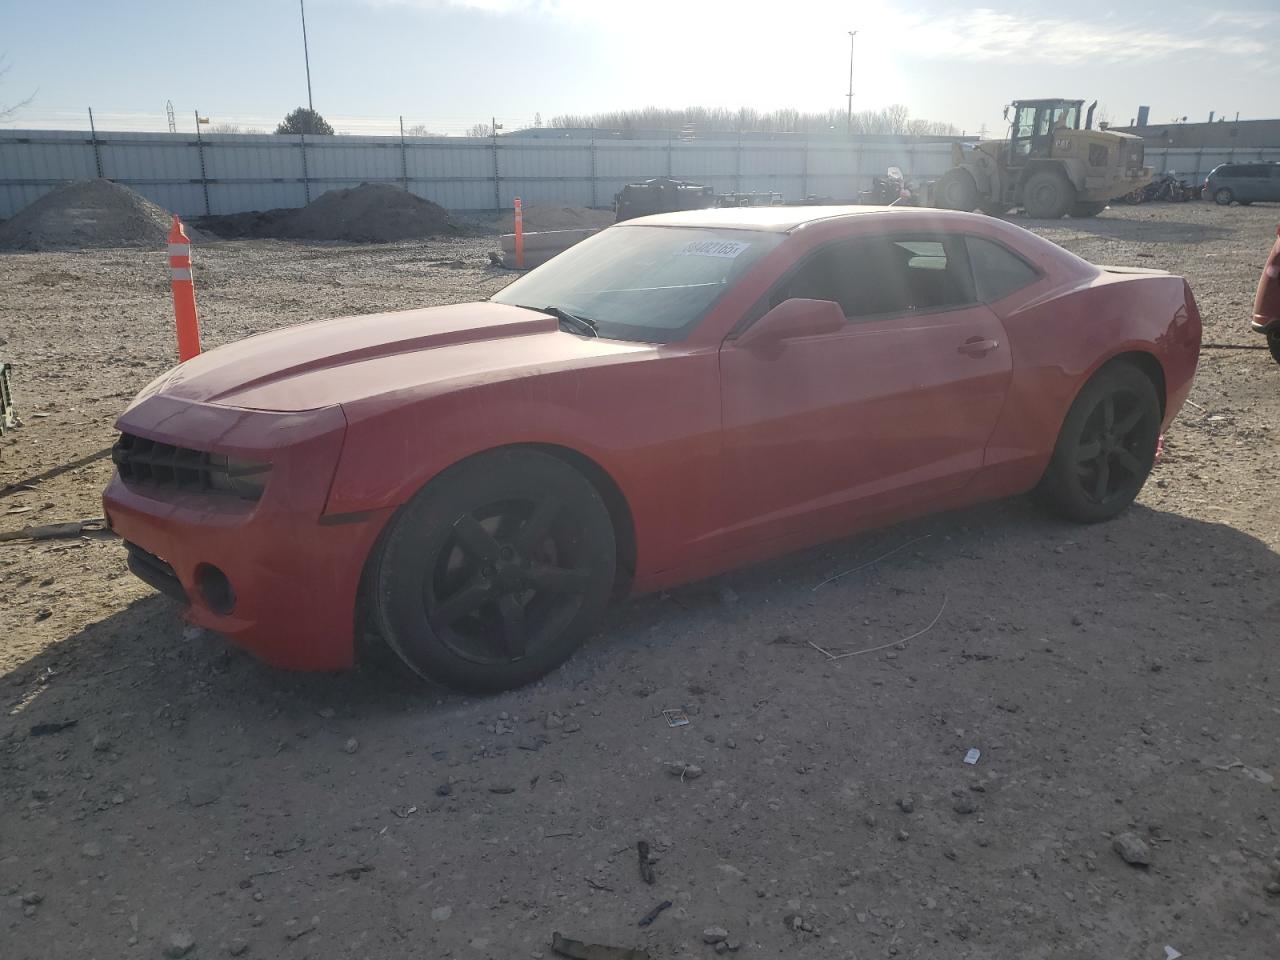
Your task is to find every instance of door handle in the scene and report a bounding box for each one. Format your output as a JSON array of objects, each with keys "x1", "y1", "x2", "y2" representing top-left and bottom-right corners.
[{"x1": 958, "y1": 337, "x2": 1000, "y2": 357}]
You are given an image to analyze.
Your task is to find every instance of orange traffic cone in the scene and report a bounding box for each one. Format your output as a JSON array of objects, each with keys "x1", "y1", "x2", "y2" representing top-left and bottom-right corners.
[{"x1": 168, "y1": 216, "x2": 201, "y2": 362}]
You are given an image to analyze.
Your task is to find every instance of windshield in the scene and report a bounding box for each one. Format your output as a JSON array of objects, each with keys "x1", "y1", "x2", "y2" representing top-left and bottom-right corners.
[{"x1": 491, "y1": 225, "x2": 784, "y2": 343}]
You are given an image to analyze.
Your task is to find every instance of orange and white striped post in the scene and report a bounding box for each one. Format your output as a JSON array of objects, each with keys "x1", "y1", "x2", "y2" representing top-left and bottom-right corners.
[
  {"x1": 513, "y1": 196, "x2": 524, "y2": 269},
  {"x1": 168, "y1": 216, "x2": 201, "y2": 362}
]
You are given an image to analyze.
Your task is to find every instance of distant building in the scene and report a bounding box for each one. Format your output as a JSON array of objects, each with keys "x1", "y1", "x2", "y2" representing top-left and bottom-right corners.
[{"x1": 1109, "y1": 118, "x2": 1280, "y2": 150}]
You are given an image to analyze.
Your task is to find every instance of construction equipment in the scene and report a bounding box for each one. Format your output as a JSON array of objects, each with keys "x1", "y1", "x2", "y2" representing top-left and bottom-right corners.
[
  {"x1": 615, "y1": 178, "x2": 715, "y2": 222},
  {"x1": 933, "y1": 99, "x2": 1152, "y2": 219}
]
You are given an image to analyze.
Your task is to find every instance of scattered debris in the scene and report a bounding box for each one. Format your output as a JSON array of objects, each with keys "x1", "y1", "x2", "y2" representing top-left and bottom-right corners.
[
  {"x1": 963, "y1": 748, "x2": 981, "y2": 765},
  {"x1": 808, "y1": 594, "x2": 948, "y2": 661},
  {"x1": 327, "y1": 864, "x2": 374, "y2": 880},
  {"x1": 662, "y1": 709, "x2": 690, "y2": 727},
  {"x1": 637, "y1": 900, "x2": 671, "y2": 927},
  {"x1": 435, "y1": 782, "x2": 452, "y2": 797},
  {"x1": 585, "y1": 878, "x2": 614, "y2": 892},
  {"x1": 164, "y1": 931, "x2": 197, "y2": 959},
  {"x1": 1112, "y1": 832, "x2": 1151, "y2": 867},
  {"x1": 390, "y1": 805, "x2": 418, "y2": 819},
  {"x1": 812, "y1": 534, "x2": 932, "y2": 590},
  {"x1": 952, "y1": 796, "x2": 977, "y2": 815},
  {"x1": 702, "y1": 926, "x2": 729, "y2": 944},
  {"x1": 1163, "y1": 947, "x2": 1182, "y2": 960},
  {"x1": 29, "y1": 719, "x2": 78, "y2": 736},
  {"x1": 551, "y1": 932, "x2": 651, "y2": 960},
  {"x1": 343, "y1": 737, "x2": 359, "y2": 754},
  {"x1": 637, "y1": 841, "x2": 655, "y2": 885},
  {"x1": 1212, "y1": 758, "x2": 1275, "y2": 784},
  {"x1": 489, "y1": 785, "x2": 516, "y2": 794},
  {"x1": 0, "y1": 518, "x2": 107, "y2": 543},
  {"x1": 665, "y1": 761, "x2": 704, "y2": 780},
  {"x1": 896, "y1": 796, "x2": 915, "y2": 814}
]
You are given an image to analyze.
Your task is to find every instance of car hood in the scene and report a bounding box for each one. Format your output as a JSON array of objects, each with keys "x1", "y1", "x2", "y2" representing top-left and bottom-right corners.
[{"x1": 147, "y1": 302, "x2": 651, "y2": 412}]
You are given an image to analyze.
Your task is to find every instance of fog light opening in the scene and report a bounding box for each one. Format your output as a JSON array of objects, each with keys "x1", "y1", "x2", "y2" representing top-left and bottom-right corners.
[{"x1": 196, "y1": 563, "x2": 236, "y2": 616}]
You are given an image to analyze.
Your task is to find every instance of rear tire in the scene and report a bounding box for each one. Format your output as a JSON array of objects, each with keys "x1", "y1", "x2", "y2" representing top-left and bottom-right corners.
[
  {"x1": 1214, "y1": 188, "x2": 1234, "y2": 206},
  {"x1": 935, "y1": 169, "x2": 979, "y2": 211},
  {"x1": 1022, "y1": 170, "x2": 1076, "y2": 218},
  {"x1": 1069, "y1": 200, "x2": 1108, "y2": 218},
  {"x1": 374, "y1": 448, "x2": 616, "y2": 693},
  {"x1": 1034, "y1": 363, "x2": 1161, "y2": 523}
]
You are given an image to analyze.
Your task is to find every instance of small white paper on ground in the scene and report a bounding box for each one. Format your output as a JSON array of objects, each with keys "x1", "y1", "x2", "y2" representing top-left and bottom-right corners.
[
  {"x1": 1163, "y1": 946, "x2": 1182, "y2": 960},
  {"x1": 963, "y1": 748, "x2": 981, "y2": 765}
]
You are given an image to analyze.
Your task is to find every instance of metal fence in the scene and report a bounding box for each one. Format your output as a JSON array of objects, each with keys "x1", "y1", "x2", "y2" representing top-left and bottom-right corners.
[
  {"x1": 0, "y1": 129, "x2": 960, "y2": 219},
  {"x1": 4, "y1": 130, "x2": 1279, "y2": 220}
]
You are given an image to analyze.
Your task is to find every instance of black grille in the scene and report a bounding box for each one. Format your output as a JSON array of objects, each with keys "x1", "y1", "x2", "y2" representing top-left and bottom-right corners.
[{"x1": 112, "y1": 432, "x2": 266, "y2": 501}]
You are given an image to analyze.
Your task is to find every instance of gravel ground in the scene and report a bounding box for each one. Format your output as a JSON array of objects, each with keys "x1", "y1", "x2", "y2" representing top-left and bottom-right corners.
[{"x1": 1, "y1": 203, "x2": 1278, "y2": 960}]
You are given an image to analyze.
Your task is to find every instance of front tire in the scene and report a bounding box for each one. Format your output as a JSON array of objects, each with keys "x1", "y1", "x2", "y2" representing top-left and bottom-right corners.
[
  {"x1": 1022, "y1": 170, "x2": 1076, "y2": 218},
  {"x1": 1214, "y1": 188, "x2": 1234, "y2": 206},
  {"x1": 1034, "y1": 363, "x2": 1161, "y2": 523},
  {"x1": 374, "y1": 448, "x2": 616, "y2": 693},
  {"x1": 935, "y1": 169, "x2": 979, "y2": 211},
  {"x1": 1269, "y1": 329, "x2": 1280, "y2": 365}
]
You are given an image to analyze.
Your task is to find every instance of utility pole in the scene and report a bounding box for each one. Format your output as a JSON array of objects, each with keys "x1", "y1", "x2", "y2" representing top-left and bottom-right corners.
[
  {"x1": 300, "y1": 0, "x2": 314, "y2": 111},
  {"x1": 845, "y1": 30, "x2": 857, "y2": 134}
]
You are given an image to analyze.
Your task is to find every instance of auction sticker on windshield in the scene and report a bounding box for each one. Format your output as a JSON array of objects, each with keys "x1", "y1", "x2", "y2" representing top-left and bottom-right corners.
[{"x1": 674, "y1": 239, "x2": 751, "y2": 258}]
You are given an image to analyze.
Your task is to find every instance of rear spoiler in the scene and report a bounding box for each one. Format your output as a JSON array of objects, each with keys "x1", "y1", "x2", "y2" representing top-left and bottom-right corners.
[{"x1": 1096, "y1": 264, "x2": 1170, "y2": 276}]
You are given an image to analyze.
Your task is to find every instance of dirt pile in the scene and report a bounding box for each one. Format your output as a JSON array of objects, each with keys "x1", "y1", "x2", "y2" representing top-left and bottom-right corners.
[
  {"x1": 0, "y1": 179, "x2": 178, "y2": 251},
  {"x1": 503, "y1": 204, "x2": 616, "y2": 233},
  {"x1": 199, "y1": 183, "x2": 458, "y2": 242}
]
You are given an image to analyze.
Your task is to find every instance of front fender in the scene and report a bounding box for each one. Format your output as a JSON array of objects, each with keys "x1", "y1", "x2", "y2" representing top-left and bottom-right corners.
[{"x1": 324, "y1": 351, "x2": 723, "y2": 582}]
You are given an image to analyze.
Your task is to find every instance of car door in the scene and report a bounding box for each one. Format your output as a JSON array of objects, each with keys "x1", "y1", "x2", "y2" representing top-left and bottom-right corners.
[{"x1": 716, "y1": 233, "x2": 1013, "y2": 552}]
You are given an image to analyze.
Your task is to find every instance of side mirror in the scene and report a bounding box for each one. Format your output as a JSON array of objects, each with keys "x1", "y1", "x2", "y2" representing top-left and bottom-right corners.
[{"x1": 736, "y1": 298, "x2": 844, "y2": 349}]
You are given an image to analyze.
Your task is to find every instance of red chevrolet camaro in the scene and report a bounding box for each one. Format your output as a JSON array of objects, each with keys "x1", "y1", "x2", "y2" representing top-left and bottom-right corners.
[{"x1": 104, "y1": 206, "x2": 1201, "y2": 691}]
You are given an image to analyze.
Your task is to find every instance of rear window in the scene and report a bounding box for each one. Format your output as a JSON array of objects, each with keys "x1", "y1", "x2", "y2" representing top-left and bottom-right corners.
[{"x1": 965, "y1": 236, "x2": 1040, "y2": 302}]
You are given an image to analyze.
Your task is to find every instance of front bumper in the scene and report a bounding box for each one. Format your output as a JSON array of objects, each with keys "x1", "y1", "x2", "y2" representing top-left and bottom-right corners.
[{"x1": 102, "y1": 395, "x2": 393, "y2": 671}]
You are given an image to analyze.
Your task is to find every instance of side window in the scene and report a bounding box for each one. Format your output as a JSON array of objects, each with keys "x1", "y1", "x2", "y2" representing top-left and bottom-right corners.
[
  {"x1": 965, "y1": 236, "x2": 1040, "y2": 302},
  {"x1": 772, "y1": 236, "x2": 974, "y2": 319}
]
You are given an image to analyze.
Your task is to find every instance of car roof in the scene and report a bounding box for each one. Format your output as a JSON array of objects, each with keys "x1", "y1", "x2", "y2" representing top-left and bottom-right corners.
[{"x1": 618, "y1": 205, "x2": 965, "y2": 233}]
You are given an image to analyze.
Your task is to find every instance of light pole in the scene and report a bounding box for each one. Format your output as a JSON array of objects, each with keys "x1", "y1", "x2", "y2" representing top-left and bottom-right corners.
[
  {"x1": 846, "y1": 30, "x2": 857, "y2": 134},
  {"x1": 300, "y1": 0, "x2": 314, "y2": 112}
]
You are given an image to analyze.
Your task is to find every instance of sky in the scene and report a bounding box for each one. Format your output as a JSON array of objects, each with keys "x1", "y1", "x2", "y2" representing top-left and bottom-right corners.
[{"x1": 0, "y1": 0, "x2": 1275, "y2": 137}]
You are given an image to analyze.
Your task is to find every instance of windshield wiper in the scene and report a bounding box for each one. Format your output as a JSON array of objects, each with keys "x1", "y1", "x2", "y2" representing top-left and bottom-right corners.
[{"x1": 541, "y1": 305, "x2": 599, "y2": 338}]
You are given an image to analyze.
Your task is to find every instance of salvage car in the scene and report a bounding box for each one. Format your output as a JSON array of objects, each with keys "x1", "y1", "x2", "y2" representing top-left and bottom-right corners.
[{"x1": 104, "y1": 206, "x2": 1202, "y2": 692}]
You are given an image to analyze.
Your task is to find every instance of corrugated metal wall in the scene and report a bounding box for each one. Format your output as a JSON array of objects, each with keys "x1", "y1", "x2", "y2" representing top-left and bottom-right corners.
[
  {"x1": 5, "y1": 130, "x2": 1276, "y2": 219},
  {"x1": 0, "y1": 129, "x2": 958, "y2": 219}
]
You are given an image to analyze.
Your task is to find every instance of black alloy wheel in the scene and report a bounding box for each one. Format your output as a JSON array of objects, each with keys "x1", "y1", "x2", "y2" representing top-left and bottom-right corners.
[{"x1": 374, "y1": 448, "x2": 616, "y2": 692}]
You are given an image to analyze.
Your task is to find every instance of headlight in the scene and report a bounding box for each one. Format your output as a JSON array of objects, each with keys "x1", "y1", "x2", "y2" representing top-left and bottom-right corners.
[{"x1": 206, "y1": 454, "x2": 272, "y2": 500}]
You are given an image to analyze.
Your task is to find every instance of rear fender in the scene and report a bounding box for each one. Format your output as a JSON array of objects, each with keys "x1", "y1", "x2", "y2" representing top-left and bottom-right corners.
[{"x1": 977, "y1": 273, "x2": 1199, "y2": 493}]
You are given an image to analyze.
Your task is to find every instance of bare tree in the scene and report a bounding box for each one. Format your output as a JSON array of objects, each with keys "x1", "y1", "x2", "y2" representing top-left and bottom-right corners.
[
  {"x1": 467, "y1": 122, "x2": 493, "y2": 138},
  {"x1": 546, "y1": 104, "x2": 957, "y2": 137},
  {"x1": 404, "y1": 123, "x2": 444, "y2": 137},
  {"x1": 209, "y1": 123, "x2": 242, "y2": 134},
  {"x1": 0, "y1": 55, "x2": 36, "y2": 121}
]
